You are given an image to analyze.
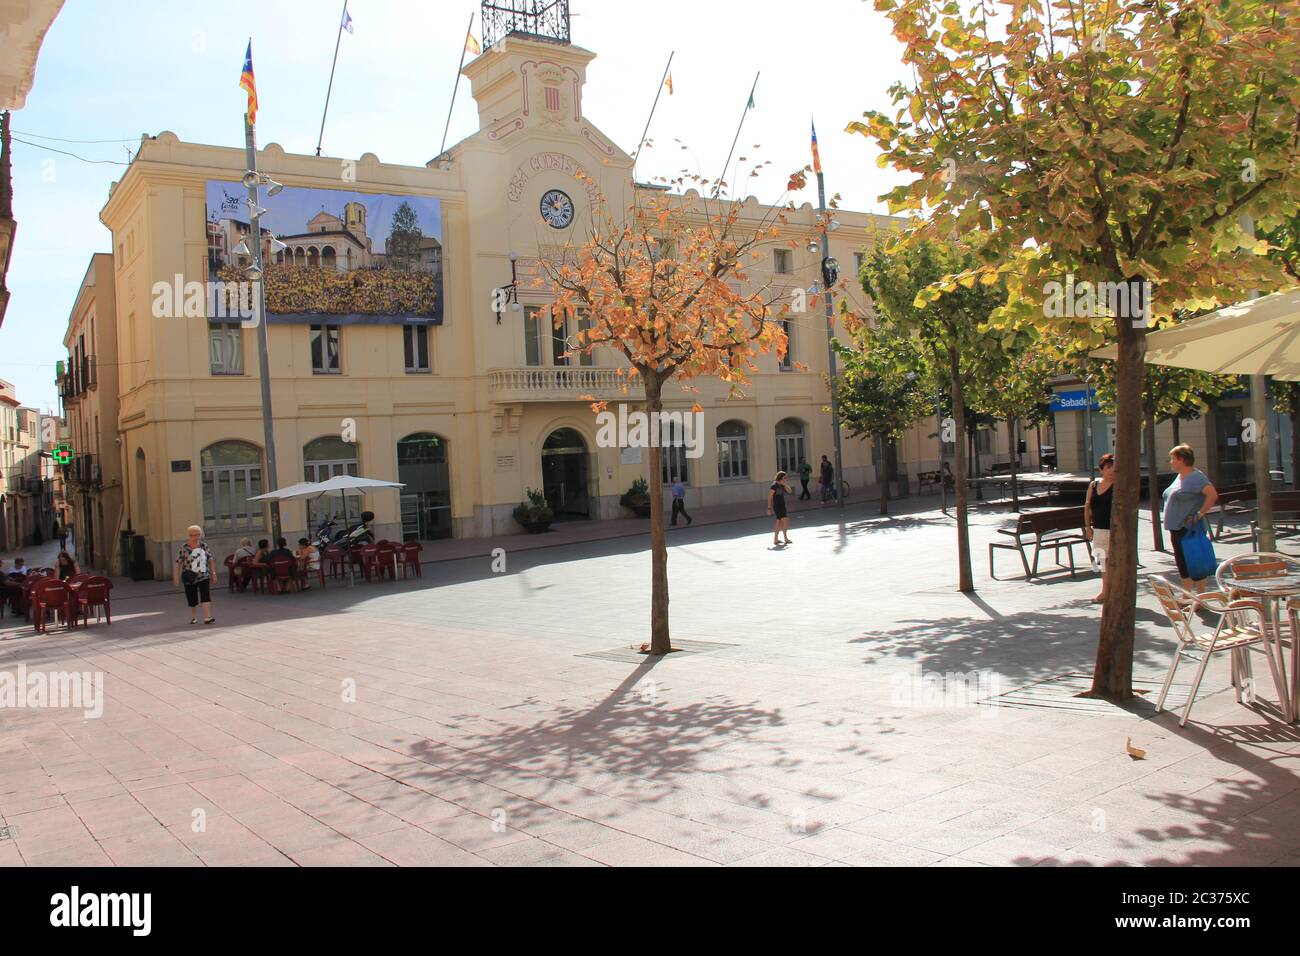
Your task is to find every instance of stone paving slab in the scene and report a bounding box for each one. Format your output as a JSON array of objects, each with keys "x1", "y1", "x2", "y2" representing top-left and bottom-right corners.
[{"x1": 1, "y1": 499, "x2": 1297, "y2": 866}]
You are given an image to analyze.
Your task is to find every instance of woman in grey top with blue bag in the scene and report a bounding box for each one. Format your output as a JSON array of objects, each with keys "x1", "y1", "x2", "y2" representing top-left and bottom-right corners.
[{"x1": 1162, "y1": 444, "x2": 1218, "y2": 593}]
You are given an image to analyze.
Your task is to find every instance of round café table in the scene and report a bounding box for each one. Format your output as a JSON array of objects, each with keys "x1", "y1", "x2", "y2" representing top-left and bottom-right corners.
[{"x1": 1215, "y1": 564, "x2": 1300, "y2": 723}]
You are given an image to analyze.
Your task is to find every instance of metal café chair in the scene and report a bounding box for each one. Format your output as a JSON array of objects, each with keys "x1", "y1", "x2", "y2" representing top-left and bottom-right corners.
[{"x1": 1151, "y1": 575, "x2": 1288, "y2": 726}]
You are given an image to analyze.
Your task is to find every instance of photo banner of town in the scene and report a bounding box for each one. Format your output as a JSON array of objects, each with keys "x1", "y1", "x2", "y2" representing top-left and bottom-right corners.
[{"x1": 204, "y1": 183, "x2": 443, "y2": 324}]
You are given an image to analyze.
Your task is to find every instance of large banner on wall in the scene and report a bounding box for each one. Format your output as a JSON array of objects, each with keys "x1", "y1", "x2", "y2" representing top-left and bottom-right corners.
[{"x1": 204, "y1": 182, "x2": 444, "y2": 324}]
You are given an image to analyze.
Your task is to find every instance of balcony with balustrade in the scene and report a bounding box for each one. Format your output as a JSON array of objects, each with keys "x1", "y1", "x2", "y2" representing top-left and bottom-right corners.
[{"x1": 487, "y1": 366, "x2": 645, "y2": 404}]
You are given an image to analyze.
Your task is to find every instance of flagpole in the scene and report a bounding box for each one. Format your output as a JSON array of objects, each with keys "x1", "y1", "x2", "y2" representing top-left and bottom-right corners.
[
  {"x1": 714, "y1": 71, "x2": 758, "y2": 199},
  {"x1": 315, "y1": 0, "x2": 349, "y2": 157},
  {"x1": 631, "y1": 50, "x2": 673, "y2": 175},
  {"x1": 244, "y1": 112, "x2": 282, "y2": 543},
  {"x1": 438, "y1": 12, "x2": 476, "y2": 160}
]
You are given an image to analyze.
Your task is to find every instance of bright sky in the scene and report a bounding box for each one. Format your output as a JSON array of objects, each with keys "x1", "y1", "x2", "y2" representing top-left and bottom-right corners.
[{"x1": 1, "y1": 0, "x2": 913, "y2": 413}]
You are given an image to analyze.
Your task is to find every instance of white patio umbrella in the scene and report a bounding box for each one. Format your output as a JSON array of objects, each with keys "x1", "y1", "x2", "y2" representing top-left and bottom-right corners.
[
  {"x1": 248, "y1": 481, "x2": 324, "y2": 501},
  {"x1": 248, "y1": 476, "x2": 404, "y2": 502},
  {"x1": 1090, "y1": 288, "x2": 1300, "y2": 378},
  {"x1": 1089, "y1": 287, "x2": 1300, "y2": 555}
]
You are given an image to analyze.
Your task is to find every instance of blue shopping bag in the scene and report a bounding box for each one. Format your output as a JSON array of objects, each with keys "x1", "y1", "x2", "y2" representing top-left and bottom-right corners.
[{"x1": 1181, "y1": 520, "x2": 1218, "y2": 581}]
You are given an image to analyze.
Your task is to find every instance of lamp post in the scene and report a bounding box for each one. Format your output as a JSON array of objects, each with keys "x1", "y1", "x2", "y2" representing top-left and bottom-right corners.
[{"x1": 243, "y1": 119, "x2": 282, "y2": 544}]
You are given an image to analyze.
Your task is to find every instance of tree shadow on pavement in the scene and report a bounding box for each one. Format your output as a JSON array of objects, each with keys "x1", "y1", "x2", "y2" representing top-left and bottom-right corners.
[
  {"x1": 398, "y1": 657, "x2": 815, "y2": 830},
  {"x1": 850, "y1": 598, "x2": 1173, "y2": 683}
]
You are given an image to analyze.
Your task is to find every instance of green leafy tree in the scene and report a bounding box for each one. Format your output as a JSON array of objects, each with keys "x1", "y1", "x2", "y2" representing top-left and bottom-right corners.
[
  {"x1": 833, "y1": 330, "x2": 929, "y2": 514},
  {"x1": 972, "y1": 339, "x2": 1060, "y2": 511},
  {"x1": 860, "y1": 238, "x2": 1010, "y2": 590},
  {"x1": 853, "y1": 0, "x2": 1300, "y2": 700}
]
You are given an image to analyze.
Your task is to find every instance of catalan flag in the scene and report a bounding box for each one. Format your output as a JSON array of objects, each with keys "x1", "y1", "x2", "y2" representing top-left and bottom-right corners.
[
  {"x1": 465, "y1": 31, "x2": 481, "y2": 55},
  {"x1": 810, "y1": 120, "x2": 822, "y2": 175},
  {"x1": 239, "y1": 41, "x2": 258, "y2": 125},
  {"x1": 664, "y1": 72, "x2": 673, "y2": 95}
]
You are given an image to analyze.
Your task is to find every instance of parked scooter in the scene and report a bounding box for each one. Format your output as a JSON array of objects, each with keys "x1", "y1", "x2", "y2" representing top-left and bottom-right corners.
[{"x1": 333, "y1": 511, "x2": 375, "y2": 556}]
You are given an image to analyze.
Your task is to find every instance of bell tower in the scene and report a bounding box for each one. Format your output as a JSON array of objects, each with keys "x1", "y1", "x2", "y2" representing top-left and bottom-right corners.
[{"x1": 463, "y1": 1, "x2": 595, "y2": 135}]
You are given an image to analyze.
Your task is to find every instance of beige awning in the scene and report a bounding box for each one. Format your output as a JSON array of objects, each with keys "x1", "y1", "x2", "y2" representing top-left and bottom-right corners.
[{"x1": 1090, "y1": 289, "x2": 1300, "y2": 379}]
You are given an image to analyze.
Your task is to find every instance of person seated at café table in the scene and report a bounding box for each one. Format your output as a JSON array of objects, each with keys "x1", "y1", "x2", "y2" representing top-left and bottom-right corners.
[
  {"x1": 8, "y1": 557, "x2": 30, "y2": 578},
  {"x1": 262, "y1": 537, "x2": 295, "y2": 564},
  {"x1": 295, "y1": 537, "x2": 319, "y2": 590},
  {"x1": 0, "y1": 560, "x2": 23, "y2": 607},
  {"x1": 55, "y1": 550, "x2": 80, "y2": 580},
  {"x1": 253, "y1": 539, "x2": 271, "y2": 563}
]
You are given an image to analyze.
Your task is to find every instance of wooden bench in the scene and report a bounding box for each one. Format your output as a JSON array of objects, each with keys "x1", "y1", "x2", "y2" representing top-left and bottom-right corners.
[
  {"x1": 916, "y1": 470, "x2": 947, "y2": 495},
  {"x1": 1250, "y1": 489, "x2": 1300, "y2": 548},
  {"x1": 989, "y1": 506, "x2": 1092, "y2": 580},
  {"x1": 1209, "y1": 483, "x2": 1255, "y2": 540}
]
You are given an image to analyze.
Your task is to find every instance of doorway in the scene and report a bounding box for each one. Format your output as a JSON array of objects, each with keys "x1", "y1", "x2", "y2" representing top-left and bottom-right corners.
[
  {"x1": 396, "y1": 432, "x2": 452, "y2": 540},
  {"x1": 541, "y1": 428, "x2": 592, "y2": 520}
]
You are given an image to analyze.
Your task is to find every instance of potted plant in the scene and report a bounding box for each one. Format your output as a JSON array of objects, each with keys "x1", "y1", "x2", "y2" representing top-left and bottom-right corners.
[
  {"x1": 513, "y1": 487, "x2": 554, "y2": 534},
  {"x1": 620, "y1": 476, "x2": 652, "y2": 518}
]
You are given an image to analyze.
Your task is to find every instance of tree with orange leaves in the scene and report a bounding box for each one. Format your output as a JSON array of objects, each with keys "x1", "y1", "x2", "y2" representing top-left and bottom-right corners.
[{"x1": 540, "y1": 174, "x2": 793, "y2": 655}]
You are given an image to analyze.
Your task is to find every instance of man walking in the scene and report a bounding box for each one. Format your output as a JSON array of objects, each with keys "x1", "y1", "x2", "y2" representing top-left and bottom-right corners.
[
  {"x1": 670, "y1": 478, "x2": 693, "y2": 527},
  {"x1": 798, "y1": 458, "x2": 812, "y2": 500},
  {"x1": 819, "y1": 455, "x2": 835, "y2": 505}
]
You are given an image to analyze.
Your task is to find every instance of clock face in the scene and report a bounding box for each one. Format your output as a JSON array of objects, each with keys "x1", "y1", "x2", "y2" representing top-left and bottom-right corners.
[{"x1": 540, "y1": 189, "x2": 575, "y2": 229}]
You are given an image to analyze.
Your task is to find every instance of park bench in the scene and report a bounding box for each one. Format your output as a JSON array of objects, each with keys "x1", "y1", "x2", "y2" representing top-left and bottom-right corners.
[
  {"x1": 1209, "y1": 483, "x2": 1255, "y2": 540},
  {"x1": 916, "y1": 469, "x2": 950, "y2": 495},
  {"x1": 988, "y1": 505, "x2": 1092, "y2": 580},
  {"x1": 1250, "y1": 489, "x2": 1300, "y2": 549}
]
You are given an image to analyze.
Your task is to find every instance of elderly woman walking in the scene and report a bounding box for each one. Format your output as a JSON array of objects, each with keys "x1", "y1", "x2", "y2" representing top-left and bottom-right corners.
[{"x1": 174, "y1": 524, "x2": 216, "y2": 625}]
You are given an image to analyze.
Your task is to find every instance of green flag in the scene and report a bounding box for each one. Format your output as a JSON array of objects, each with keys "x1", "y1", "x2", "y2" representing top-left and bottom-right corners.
[{"x1": 747, "y1": 93, "x2": 755, "y2": 109}]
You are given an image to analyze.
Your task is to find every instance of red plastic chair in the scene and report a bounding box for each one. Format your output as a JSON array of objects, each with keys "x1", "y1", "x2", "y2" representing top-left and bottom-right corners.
[
  {"x1": 20, "y1": 572, "x2": 50, "y2": 620},
  {"x1": 224, "y1": 554, "x2": 238, "y2": 590},
  {"x1": 400, "y1": 541, "x2": 423, "y2": 579},
  {"x1": 32, "y1": 578, "x2": 75, "y2": 632},
  {"x1": 75, "y1": 576, "x2": 113, "y2": 626},
  {"x1": 324, "y1": 546, "x2": 345, "y2": 580},
  {"x1": 375, "y1": 543, "x2": 399, "y2": 582},
  {"x1": 268, "y1": 557, "x2": 299, "y2": 594},
  {"x1": 358, "y1": 544, "x2": 379, "y2": 581}
]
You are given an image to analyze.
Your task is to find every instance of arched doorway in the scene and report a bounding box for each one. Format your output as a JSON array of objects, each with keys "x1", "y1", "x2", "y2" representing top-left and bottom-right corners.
[
  {"x1": 775, "y1": 418, "x2": 807, "y2": 475},
  {"x1": 396, "y1": 433, "x2": 451, "y2": 540},
  {"x1": 541, "y1": 427, "x2": 592, "y2": 520}
]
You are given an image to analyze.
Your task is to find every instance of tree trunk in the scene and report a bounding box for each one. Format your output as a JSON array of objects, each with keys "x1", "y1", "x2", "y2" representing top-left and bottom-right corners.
[
  {"x1": 1090, "y1": 315, "x2": 1146, "y2": 701},
  {"x1": 970, "y1": 429, "x2": 983, "y2": 501},
  {"x1": 951, "y1": 349, "x2": 973, "y2": 593},
  {"x1": 878, "y1": 435, "x2": 890, "y2": 515},
  {"x1": 1007, "y1": 419, "x2": 1020, "y2": 513},
  {"x1": 1145, "y1": 407, "x2": 1164, "y2": 551},
  {"x1": 1171, "y1": 416, "x2": 1181, "y2": 446},
  {"x1": 644, "y1": 374, "x2": 671, "y2": 655}
]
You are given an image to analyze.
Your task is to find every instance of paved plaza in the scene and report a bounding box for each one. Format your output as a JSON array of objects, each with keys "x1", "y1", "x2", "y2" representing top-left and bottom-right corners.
[{"x1": 2, "y1": 496, "x2": 1298, "y2": 867}]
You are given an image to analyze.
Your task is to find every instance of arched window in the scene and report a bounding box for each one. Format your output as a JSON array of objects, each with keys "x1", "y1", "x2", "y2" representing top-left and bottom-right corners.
[
  {"x1": 321, "y1": 245, "x2": 337, "y2": 270},
  {"x1": 304, "y1": 437, "x2": 359, "y2": 529},
  {"x1": 775, "y1": 418, "x2": 807, "y2": 475},
  {"x1": 717, "y1": 420, "x2": 750, "y2": 481},
  {"x1": 201, "y1": 440, "x2": 264, "y2": 533}
]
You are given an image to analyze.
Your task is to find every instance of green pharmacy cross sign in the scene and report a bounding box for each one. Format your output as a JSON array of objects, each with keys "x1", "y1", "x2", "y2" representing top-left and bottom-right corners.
[{"x1": 53, "y1": 443, "x2": 75, "y2": 466}]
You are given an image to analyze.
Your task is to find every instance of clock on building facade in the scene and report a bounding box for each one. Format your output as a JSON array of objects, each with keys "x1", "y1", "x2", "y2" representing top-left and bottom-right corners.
[{"x1": 539, "y1": 189, "x2": 574, "y2": 229}]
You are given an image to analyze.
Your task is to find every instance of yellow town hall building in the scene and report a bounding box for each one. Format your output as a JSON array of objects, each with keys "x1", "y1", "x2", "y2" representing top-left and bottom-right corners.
[{"x1": 71, "y1": 23, "x2": 1035, "y2": 576}]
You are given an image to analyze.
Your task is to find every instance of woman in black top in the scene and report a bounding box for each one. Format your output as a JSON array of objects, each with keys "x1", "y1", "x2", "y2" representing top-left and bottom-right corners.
[
  {"x1": 55, "y1": 550, "x2": 79, "y2": 580},
  {"x1": 767, "y1": 471, "x2": 793, "y2": 547},
  {"x1": 1084, "y1": 453, "x2": 1115, "y2": 603}
]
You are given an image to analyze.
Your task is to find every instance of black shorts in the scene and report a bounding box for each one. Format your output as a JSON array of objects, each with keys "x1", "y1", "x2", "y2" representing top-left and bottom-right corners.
[
  {"x1": 1169, "y1": 528, "x2": 1189, "y2": 580},
  {"x1": 184, "y1": 578, "x2": 211, "y2": 607},
  {"x1": 772, "y1": 500, "x2": 788, "y2": 520}
]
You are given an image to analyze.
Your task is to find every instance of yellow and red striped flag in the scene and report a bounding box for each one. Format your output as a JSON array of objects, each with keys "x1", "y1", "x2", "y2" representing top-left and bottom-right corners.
[
  {"x1": 239, "y1": 41, "x2": 258, "y2": 125},
  {"x1": 664, "y1": 72, "x2": 673, "y2": 95},
  {"x1": 465, "y1": 31, "x2": 481, "y2": 55}
]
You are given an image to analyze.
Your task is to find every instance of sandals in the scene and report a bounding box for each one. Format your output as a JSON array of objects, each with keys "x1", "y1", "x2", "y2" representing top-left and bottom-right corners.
[{"x1": 204, "y1": 618, "x2": 216, "y2": 625}]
